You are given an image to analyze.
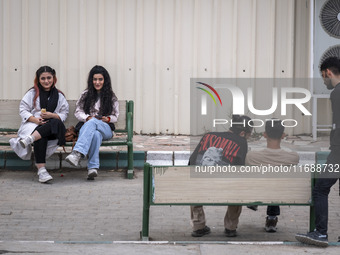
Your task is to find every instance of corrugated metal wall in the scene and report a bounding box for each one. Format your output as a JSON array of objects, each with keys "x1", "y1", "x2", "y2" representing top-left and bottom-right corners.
[{"x1": 0, "y1": 0, "x2": 311, "y2": 134}]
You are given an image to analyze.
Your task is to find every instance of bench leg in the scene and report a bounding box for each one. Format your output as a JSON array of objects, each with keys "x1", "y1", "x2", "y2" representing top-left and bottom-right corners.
[
  {"x1": 309, "y1": 174, "x2": 316, "y2": 232},
  {"x1": 309, "y1": 205, "x2": 315, "y2": 232},
  {"x1": 127, "y1": 142, "x2": 134, "y2": 179},
  {"x1": 141, "y1": 205, "x2": 150, "y2": 241},
  {"x1": 141, "y1": 163, "x2": 150, "y2": 241}
]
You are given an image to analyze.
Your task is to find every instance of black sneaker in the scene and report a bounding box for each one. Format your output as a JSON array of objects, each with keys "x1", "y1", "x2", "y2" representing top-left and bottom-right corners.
[
  {"x1": 191, "y1": 226, "x2": 211, "y2": 237},
  {"x1": 295, "y1": 231, "x2": 328, "y2": 247},
  {"x1": 225, "y1": 228, "x2": 237, "y2": 237},
  {"x1": 265, "y1": 216, "x2": 278, "y2": 233}
]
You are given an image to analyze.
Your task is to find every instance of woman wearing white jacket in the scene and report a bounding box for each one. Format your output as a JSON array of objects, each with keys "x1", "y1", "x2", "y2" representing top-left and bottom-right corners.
[{"x1": 9, "y1": 66, "x2": 69, "y2": 183}]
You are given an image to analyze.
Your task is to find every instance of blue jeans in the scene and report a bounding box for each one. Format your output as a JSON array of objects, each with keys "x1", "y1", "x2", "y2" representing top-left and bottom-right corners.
[{"x1": 73, "y1": 118, "x2": 113, "y2": 169}]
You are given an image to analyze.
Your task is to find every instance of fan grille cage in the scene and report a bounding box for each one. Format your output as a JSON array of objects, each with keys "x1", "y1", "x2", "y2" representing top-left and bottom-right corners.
[{"x1": 320, "y1": 0, "x2": 340, "y2": 39}]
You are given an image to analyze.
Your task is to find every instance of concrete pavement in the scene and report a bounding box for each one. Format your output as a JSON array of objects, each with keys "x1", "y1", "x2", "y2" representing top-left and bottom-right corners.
[
  {"x1": 1, "y1": 242, "x2": 340, "y2": 255},
  {"x1": 0, "y1": 134, "x2": 340, "y2": 254},
  {"x1": 0, "y1": 169, "x2": 339, "y2": 254}
]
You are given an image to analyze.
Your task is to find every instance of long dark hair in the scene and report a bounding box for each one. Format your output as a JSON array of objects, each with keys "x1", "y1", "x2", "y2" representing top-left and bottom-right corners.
[
  {"x1": 32, "y1": 66, "x2": 63, "y2": 108},
  {"x1": 79, "y1": 65, "x2": 118, "y2": 115}
]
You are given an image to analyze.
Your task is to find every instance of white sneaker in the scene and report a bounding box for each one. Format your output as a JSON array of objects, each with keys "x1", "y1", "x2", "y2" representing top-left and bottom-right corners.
[
  {"x1": 87, "y1": 168, "x2": 98, "y2": 180},
  {"x1": 19, "y1": 135, "x2": 34, "y2": 149},
  {"x1": 65, "y1": 151, "x2": 82, "y2": 167},
  {"x1": 37, "y1": 168, "x2": 53, "y2": 183}
]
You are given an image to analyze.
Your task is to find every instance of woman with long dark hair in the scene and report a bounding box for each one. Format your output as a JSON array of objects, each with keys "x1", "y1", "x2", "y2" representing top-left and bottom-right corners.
[
  {"x1": 10, "y1": 66, "x2": 69, "y2": 183},
  {"x1": 65, "y1": 65, "x2": 119, "y2": 180}
]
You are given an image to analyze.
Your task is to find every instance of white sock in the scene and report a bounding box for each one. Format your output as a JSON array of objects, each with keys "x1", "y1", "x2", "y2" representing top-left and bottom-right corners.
[{"x1": 29, "y1": 135, "x2": 35, "y2": 143}]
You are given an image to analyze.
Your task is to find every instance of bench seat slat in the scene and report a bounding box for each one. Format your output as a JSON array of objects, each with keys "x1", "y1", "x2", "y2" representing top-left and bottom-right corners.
[
  {"x1": 152, "y1": 166, "x2": 312, "y2": 205},
  {"x1": 64, "y1": 137, "x2": 128, "y2": 147}
]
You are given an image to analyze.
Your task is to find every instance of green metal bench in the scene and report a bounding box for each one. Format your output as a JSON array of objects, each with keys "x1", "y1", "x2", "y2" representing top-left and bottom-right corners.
[
  {"x1": 0, "y1": 99, "x2": 134, "y2": 179},
  {"x1": 141, "y1": 163, "x2": 316, "y2": 241}
]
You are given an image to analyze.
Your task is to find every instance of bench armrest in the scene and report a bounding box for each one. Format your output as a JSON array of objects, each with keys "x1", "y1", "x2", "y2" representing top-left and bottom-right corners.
[
  {"x1": 127, "y1": 111, "x2": 133, "y2": 142},
  {"x1": 126, "y1": 101, "x2": 134, "y2": 142}
]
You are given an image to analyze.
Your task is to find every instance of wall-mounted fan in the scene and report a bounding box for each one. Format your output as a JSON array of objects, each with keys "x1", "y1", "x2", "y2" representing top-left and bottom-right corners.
[
  {"x1": 319, "y1": 44, "x2": 340, "y2": 70},
  {"x1": 320, "y1": 0, "x2": 340, "y2": 39}
]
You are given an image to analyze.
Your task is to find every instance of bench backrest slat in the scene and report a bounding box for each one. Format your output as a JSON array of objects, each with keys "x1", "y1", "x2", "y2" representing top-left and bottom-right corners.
[
  {"x1": 0, "y1": 99, "x2": 127, "y2": 131},
  {"x1": 151, "y1": 166, "x2": 312, "y2": 205}
]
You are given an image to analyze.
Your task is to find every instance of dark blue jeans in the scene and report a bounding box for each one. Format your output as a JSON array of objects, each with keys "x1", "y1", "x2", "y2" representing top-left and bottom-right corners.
[{"x1": 313, "y1": 149, "x2": 340, "y2": 235}]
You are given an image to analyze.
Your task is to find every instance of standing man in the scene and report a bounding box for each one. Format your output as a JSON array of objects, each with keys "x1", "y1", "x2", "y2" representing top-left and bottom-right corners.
[
  {"x1": 246, "y1": 119, "x2": 299, "y2": 232},
  {"x1": 189, "y1": 115, "x2": 253, "y2": 237},
  {"x1": 296, "y1": 57, "x2": 340, "y2": 247}
]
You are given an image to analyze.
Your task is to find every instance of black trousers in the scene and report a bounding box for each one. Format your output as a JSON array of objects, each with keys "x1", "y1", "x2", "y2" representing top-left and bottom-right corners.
[
  {"x1": 313, "y1": 149, "x2": 340, "y2": 235},
  {"x1": 267, "y1": 206, "x2": 280, "y2": 217},
  {"x1": 33, "y1": 122, "x2": 57, "y2": 164}
]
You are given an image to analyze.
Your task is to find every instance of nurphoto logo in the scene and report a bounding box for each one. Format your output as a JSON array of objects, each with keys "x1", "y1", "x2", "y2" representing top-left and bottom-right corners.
[{"x1": 192, "y1": 78, "x2": 312, "y2": 131}]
